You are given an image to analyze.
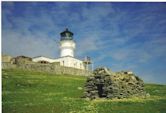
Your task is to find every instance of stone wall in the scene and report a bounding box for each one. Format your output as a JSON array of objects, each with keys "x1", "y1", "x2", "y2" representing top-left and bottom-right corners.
[
  {"x1": 2, "y1": 62, "x2": 17, "y2": 69},
  {"x1": 2, "y1": 62, "x2": 91, "y2": 76}
]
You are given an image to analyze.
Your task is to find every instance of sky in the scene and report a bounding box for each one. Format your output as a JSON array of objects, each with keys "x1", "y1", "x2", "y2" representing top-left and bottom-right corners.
[{"x1": 2, "y1": 2, "x2": 166, "y2": 84}]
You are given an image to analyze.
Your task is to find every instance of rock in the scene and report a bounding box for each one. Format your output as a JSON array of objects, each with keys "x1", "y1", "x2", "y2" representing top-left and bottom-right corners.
[
  {"x1": 146, "y1": 93, "x2": 150, "y2": 97},
  {"x1": 77, "y1": 87, "x2": 83, "y2": 90},
  {"x1": 83, "y1": 67, "x2": 147, "y2": 100}
]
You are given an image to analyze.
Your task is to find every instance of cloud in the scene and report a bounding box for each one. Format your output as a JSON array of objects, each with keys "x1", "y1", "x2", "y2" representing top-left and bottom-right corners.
[
  {"x1": 2, "y1": 2, "x2": 62, "y2": 58},
  {"x1": 2, "y1": 29, "x2": 59, "y2": 58}
]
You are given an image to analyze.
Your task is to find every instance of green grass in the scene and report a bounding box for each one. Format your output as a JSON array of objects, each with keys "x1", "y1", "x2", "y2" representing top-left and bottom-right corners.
[{"x1": 2, "y1": 69, "x2": 166, "y2": 113}]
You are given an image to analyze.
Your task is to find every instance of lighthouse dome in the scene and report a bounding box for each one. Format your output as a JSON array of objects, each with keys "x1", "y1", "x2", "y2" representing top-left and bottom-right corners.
[{"x1": 60, "y1": 28, "x2": 73, "y2": 41}]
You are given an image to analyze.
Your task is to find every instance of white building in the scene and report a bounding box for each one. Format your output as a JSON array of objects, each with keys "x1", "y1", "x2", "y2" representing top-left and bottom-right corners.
[{"x1": 32, "y1": 28, "x2": 91, "y2": 70}]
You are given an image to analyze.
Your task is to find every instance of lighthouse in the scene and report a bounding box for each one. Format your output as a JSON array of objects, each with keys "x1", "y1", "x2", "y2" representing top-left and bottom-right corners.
[
  {"x1": 32, "y1": 28, "x2": 92, "y2": 70},
  {"x1": 60, "y1": 28, "x2": 75, "y2": 57}
]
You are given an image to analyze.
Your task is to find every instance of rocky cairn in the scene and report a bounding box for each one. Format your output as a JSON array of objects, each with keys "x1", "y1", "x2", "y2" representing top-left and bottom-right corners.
[{"x1": 83, "y1": 67, "x2": 147, "y2": 100}]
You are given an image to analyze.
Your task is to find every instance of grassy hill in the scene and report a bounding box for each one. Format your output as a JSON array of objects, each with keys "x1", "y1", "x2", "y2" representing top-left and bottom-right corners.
[{"x1": 2, "y1": 69, "x2": 166, "y2": 113}]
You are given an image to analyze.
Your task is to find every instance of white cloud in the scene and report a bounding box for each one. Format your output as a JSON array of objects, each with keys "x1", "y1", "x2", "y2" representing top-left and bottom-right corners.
[
  {"x1": 2, "y1": 30, "x2": 59, "y2": 58},
  {"x1": 76, "y1": 35, "x2": 99, "y2": 57}
]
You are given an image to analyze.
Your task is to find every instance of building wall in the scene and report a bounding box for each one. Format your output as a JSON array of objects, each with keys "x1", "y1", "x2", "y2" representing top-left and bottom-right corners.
[
  {"x1": 12, "y1": 56, "x2": 32, "y2": 64},
  {"x1": 2, "y1": 55, "x2": 12, "y2": 63},
  {"x1": 54, "y1": 56, "x2": 85, "y2": 70},
  {"x1": 60, "y1": 48, "x2": 74, "y2": 57},
  {"x1": 60, "y1": 40, "x2": 75, "y2": 57},
  {"x1": 32, "y1": 56, "x2": 85, "y2": 70}
]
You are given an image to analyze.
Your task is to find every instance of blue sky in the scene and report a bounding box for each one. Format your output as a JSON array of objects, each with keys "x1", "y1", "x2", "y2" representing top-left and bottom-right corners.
[{"x1": 2, "y1": 2, "x2": 166, "y2": 84}]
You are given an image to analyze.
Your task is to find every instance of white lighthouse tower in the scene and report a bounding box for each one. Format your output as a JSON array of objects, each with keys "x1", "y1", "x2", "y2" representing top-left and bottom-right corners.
[{"x1": 60, "y1": 28, "x2": 75, "y2": 57}]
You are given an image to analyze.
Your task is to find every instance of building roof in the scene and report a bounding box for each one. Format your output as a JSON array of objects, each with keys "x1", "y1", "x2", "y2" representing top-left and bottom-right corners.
[
  {"x1": 32, "y1": 56, "x2": 54, "y2": 59},
  {"x1": 14, "y1": 55, "x2": 32, "y2": 59}
]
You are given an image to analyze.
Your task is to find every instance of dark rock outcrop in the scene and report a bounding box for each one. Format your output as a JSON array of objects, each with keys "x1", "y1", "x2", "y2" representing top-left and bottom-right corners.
[{"x1": 83, "y1": 67, "x2": 147, "y2": 100}]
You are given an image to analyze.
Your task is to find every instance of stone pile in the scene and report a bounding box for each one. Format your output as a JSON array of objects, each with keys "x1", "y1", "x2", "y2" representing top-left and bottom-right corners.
[{"x1": 83, "y1": 67, "x2": 147, "y2": 100}]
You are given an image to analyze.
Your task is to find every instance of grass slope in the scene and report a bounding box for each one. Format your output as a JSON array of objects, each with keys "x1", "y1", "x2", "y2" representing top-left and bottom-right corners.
[{"x1": 2, "y1": 69, "x2": 166, "y2": 113}]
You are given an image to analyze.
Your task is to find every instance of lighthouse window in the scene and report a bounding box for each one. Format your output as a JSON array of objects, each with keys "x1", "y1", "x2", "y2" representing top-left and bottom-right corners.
[
  {"x1": 66, "y1": 33, "x2": 70, "y2": 37},
  {"x1": 62, "y1": 61, "x2": 64, "y2": 66}
]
